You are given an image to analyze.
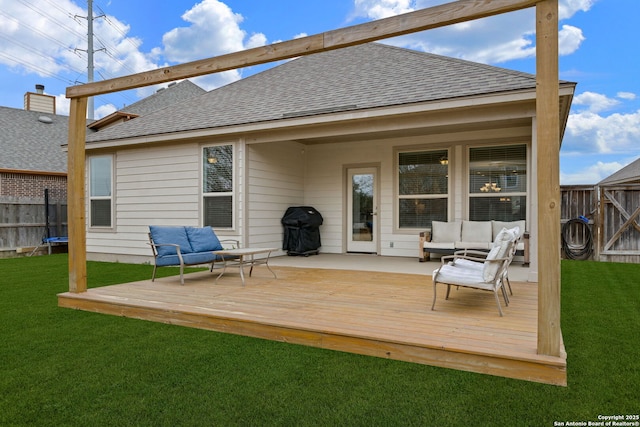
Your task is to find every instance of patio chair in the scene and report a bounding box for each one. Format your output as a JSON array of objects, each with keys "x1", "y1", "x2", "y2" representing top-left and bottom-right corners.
[
  {"x1": 148, "y1": 226, "x2": 240, "y2": 285},
  {"x1": 451, "y1": 226, "x2": 522, "y2": 298},
  {"x1": 431, "y1": 227, "x2": 517, "y2": 316}
]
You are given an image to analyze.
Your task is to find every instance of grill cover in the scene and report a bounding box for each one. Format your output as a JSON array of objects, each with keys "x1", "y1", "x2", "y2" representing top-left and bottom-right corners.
[{"x1": 282, "y1": 206, "x2": 323, "y2": 255}]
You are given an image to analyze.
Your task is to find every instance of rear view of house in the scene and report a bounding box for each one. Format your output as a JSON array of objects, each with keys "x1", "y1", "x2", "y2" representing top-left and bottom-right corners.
[{"x1": 82, "y1": 43, "x2": 575, "y2": 282}]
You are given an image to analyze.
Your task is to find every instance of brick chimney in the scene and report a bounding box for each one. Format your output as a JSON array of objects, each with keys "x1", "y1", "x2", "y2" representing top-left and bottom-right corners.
[{"x1": 24, "y1": 84, "x2": 56, "y2": 114}]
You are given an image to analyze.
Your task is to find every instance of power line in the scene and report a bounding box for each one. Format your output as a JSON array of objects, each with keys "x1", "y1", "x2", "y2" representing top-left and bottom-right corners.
[
  {"x1": 0, "y1": 10, "x2": 76, "y2": 52},
  {"x1": 17, "y1": 0, "x2": 87, "y2": 42},
  {"x1": 1, "y1": 0, "x2": 150, "y2": 115},
  {"x1": 0, "y1": 32, "x2": 86, "y2": 76},
  {"x1": 0, "y1": 51, "x2": 75, "y2": 85}
]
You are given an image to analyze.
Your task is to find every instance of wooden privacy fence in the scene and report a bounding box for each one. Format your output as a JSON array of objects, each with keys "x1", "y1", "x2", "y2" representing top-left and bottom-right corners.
[
  {"x1": 598, "y1": 185, "x2": 640, "y2": 263},
  {"x1": 560, "y1": 185, "x2": 596, "y2": 260},
  {"x1": 0, "y1": 197, "x2": 67, "y2": 254},
  {"x1": 560, "y1": 185, "x2": 640, "y2": 263}
]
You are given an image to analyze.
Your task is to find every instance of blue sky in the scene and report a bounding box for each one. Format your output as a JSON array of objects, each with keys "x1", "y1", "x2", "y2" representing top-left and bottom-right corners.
[{"x1": 1, "y1": 0, "x2": 638, "y2": 184}]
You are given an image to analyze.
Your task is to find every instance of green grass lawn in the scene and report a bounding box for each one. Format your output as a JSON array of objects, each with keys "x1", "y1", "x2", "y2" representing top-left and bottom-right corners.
[{"x1": 1, "y1": 255, "x2": 638, "y2": 426}]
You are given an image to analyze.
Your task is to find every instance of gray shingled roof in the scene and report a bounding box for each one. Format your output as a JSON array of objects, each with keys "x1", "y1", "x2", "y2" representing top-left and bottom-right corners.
[
  {"x1": 121, "y1": 80, "x2": 206, "y2": 116},
  {"x1": 87, "y1": 43, "x2": 546, "y2": 143},
  {"x1": 1, "y1": 80, "x2": 206, "y2": 173},
  {"x1": 0, "y1": 107, "x2": 70, "y2": 173},
  {"x1": 598, "y1": 157, "x2": 640, "y2": 185}
]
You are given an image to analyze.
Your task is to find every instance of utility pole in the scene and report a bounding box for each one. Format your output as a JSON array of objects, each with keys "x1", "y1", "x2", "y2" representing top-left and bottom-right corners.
[
  {"x1": 87, "y1": 0, "x2": 95, "y2": 120},
  {"x1": 75, "y1": 0, "x2": 102, "y2": 120}
]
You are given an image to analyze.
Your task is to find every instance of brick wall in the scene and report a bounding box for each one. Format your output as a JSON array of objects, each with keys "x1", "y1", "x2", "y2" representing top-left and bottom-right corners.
[{"x1": 0, "y1": 172, "x2": 67, "y2": 201}]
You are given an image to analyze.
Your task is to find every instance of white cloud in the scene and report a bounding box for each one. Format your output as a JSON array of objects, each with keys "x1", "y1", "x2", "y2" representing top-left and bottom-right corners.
[
  {"x1": 350, "y1": 0, "x2": 591, "y2": 64},
  {"x1": 354, "y1": 0, "x2": 415, "y2": 20},
  {"x1": 558, "y1": 25, "x2": 585, "y2": 56},
  {"x1": 560, "y1": 160, "x2": 623, "y2": 185},
  {"x1": 162, "y1": 0, "x2": 246, "y2": 63},
  {"x1": 0, "y1": 0, "x2": 270, "y2": 112},
  {"x1": 617, "y1": 92, "x2": 637, "y2": 101},
  {"x1": 54, "y1": 94, "x2": 70, "y2": 116},
  {"x1": 158, "y1": 0, "x2": 267, "y2": 91},
  {"x1": 564, "y1": 109, "x2": 640, "y2": 154},
  {"x1": 95, "y1": 103, "x2": 117, "y2": 119},
  {"x1": 0, "y1": 0, "x2": 87, "y2": 77},
  {"x1": 573, "y1": 91, "x2": 620, "y2": 113},
  {"x1": 558, "y1": 0, "x2": 596, "y2": 20}
]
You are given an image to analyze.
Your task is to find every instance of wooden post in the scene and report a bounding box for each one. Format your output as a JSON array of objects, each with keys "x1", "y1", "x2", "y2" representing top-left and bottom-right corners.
[
  {"x1": 536, "y1": 0, "x2": 561, "y2": 356},
  {"x1": 67, "y1": 97, "x2": 88, "y2": 293}
]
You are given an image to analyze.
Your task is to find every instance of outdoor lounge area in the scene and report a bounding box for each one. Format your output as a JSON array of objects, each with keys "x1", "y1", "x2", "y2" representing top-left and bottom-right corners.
[
  {"x1": 58, "y1": 254, "x2": 567, "y2": 386},
  {"x1": 58, "y1": 0, "x2": 568, "y2": 390}
]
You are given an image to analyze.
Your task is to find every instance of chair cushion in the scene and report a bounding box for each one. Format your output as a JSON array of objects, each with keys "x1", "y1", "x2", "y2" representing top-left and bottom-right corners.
[
  {"x1": 454, "y1": 258, "x2": 483, "y2": 271},
  {"x1": 186, "y1": 227, "x2": 223, "y2": 252},
  {"x1": 149, "y1": 226, "x2": 192, "y2": 257},
  {"x1": 461, "y1": 220, "x2": 492, "y2": 243},
  {"x1": 155, "y1": 252, "x2": 219, "y2": 267},
  {"x1": 492, "y1": 220, "x2": 526, "y2": 240},
  {"x1": 431, "y1": 221, "x2": 461, "y2": 243},
  {"x1": 433, "y1": 264, "x2": 494, "y2": 290},
  {"x1": 483, "y1": 227, "x2": 516, "y2": 282}
]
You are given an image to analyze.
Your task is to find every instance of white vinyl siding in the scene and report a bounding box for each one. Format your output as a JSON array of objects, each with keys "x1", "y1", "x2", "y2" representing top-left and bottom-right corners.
[
  {"x1": 86, "y1": 145, "x2": 201, "y2": 258},
  {"x1": 246, "y1": 142, "x2": 305, "y2": 248}
]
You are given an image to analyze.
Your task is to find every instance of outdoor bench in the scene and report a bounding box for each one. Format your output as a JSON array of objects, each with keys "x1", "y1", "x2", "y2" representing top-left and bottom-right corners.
[
  {"x1": 148, "y1": 225, "x2": 239, "y2": 285},
  {"x1": 419, "y1": 219, "x2": 529, "y2": 265}
]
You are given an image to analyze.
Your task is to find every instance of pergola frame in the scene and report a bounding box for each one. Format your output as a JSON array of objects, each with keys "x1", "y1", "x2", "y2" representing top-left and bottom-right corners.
[{"x1": 65, "y1": 0, "x2": 561, "y2": 357}]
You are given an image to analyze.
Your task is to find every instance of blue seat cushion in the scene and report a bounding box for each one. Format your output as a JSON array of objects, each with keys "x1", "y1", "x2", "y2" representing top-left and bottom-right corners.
[
  {"x1": 186, "y1": 227, "x2": 223, "y2": 252},
  {"x1": 156, "y1": 251, "x2": 221, "y2": 267},
  {"x1": 150, "y1": 226, "x2": 193, "y2": 257}
]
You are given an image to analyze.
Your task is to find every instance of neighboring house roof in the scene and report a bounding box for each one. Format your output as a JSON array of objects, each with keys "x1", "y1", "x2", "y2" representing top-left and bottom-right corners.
[
  {"x1": 88, "y1": 80, "x2": 206, "y2": 131},
  {"x1": 0, "y1": 107, "x2": 70, "y2": 174},
  {"x1": 87, "y1": 43, "x2": 575, "y2": 144},
  {"x1": 598, "y1": 157, "x2": 640, "y2": 186},
  {"x1": 121, "y1": 79, "x2": 206, "y2": 116}
]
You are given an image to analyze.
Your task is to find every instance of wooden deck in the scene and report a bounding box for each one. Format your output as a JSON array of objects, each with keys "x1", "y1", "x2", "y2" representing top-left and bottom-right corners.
[{"x1": 57, "y1": 264, "x2": 566, "y2": 386}]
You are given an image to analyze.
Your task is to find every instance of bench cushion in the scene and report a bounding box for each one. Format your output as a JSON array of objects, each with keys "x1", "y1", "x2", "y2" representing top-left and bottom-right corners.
[
  {"x1": 186, "y1": 226, "x2": 223, "y2": 252},
  {"x1": 431, "y1": 221, "x2": 461, "y2": 243},
  {"x1": 150, "y1": 226, "x2": 192, "y2": 257},
  {"x1": 462, "y1": 220, "x2": 492, "y2": 243}
]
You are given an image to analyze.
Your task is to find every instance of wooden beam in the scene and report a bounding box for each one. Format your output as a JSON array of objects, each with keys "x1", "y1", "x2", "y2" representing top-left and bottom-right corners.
[
  {"x1": 536, "y1": 0, "x2": 561, "y2": 357},
  {"x1": 66, "y1": 0, "x2": 539, "y2": 99},
  {"x1": 67, "y1": 97, "x2": 88, "y2": 293}
]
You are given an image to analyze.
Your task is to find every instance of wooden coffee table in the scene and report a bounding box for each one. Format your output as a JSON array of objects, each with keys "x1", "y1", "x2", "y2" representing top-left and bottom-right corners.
[{"x1": 213, "y1": 247, "x2": 278, "y2": 285}]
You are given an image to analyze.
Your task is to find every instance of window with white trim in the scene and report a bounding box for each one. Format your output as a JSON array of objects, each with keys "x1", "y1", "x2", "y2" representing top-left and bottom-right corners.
[
  {"x1": 397, "y1": 149, "x2": 449, "y2": 228},
  {"x1": 89, "y1": 155, "x2": 113, "y2": 227},
  {"x1": 468, "y1": 144, "x2": 527, "y2": 222},
  {"x1": 203, "y1": 144, "x2": 234, "y2": 228}
]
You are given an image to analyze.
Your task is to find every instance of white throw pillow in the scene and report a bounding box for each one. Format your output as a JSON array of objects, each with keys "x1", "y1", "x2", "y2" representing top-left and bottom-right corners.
[
  {"x1": 492, "y1": 220, "x2": 525, "y2": 240},
  {"x1": 483, "y1": 227, "x2": 515, "y2": 282}
]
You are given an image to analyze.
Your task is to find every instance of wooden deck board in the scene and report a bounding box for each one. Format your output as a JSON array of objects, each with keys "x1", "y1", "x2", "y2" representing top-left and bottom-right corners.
[{"x1": 58, "y1": 266, "x2": 566, "y2": 385}]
